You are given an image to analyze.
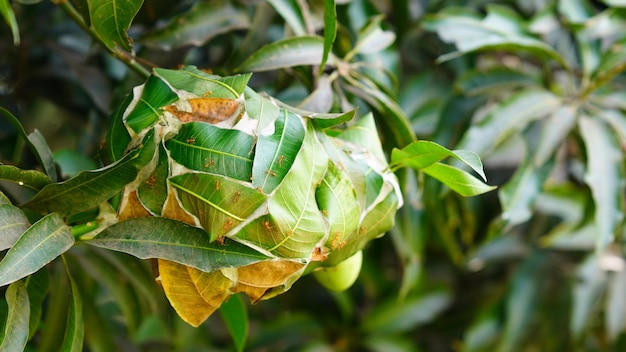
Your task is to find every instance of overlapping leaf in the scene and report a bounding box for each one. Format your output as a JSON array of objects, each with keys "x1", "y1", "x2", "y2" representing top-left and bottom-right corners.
[
  {"x1": 154, "y1": 67, "x2": 250, "y2": 98},
  {"x1": 237, "y1": 36, "x2": 328, "y2": 72},
  {"x1": 0, "y1": 204, "x2": 29, "y2": 250},
  {"x1": 23, "y1": 132, "x2": 156, "y2": 216},
  {"x1": 124, "y1": 75, "x2": 178, "y2": 133},
  {"x1": 87, "y1": 0, "x2": 143, "y2": 52},
  {"x1": 252, "y1": 109, "x2": 305, "y2": 193},
  {"x1": 167, "y1": 122, "x2": 255, "y2": 181},
  {"x1": 170, "y1": 173, "x2": 267, "y2": 242},
  {"x1": 89, "y1": 217, "x2": 270, "y2": 272},
  {"x1": 0, "y1": 281, "x2": 29, "y2": 351}
]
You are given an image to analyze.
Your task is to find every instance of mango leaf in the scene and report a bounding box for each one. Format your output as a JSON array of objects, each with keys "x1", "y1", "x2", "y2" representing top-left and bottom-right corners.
[
  {"x1": 154, "y1": 66, "x2": 250, "y2": 98},
  {"x1": 455, "y1": 68, "x2": 539, "y2": 96},
  {"x1": 157, "y1": 259, "x2": 217, "y2": 327},
  {"x1": 391, "y1": 141, "x2": 487, "y2": 181},
  {"x1": 0, "y1": 281, "x2": 29, "y2": 351},
  {"x1": 498, "y1": 253, "x2": 546, "y2": 351},
  {"x1": 137, "y1": 143, "x2": 168, "y2": 215},
  {"x1": 238, "y1": 122, "x2": 328, "y2": 259},
  {"x1": 579, "y1": 116, "x2": 624, "y2": 249},
  {"x1": 124, "y1": 75, "x2": 178, "y2": 133},
  {"x1": 500, "y1": 153, "x2": 554, "y2": 225},
  {"x1": 606, "y1": 266, "x2": 626, "y2": 341},
  {"x1": 89, "y1": 217, "x2": 270, "y2": 272},
  {"x1": 267, "y1": 0, "x2": 308, "y2": 36},
  {"x1": 348, "y1": 14, "x2": 395, "y2": 57},
  {"x1": 1, "y1": 107, "x2": 57, "y2": 181},
  {"x1": 534, "y1": 104, "x2": 578, "y2": 165},
  {"x1": 0, "y1": 204, "x2": 29, "y2": 251},
  {"x1": 23, "y1": 132, "x2": 156, "y2": 216},
  {"x1": 24, "y1": 268, "x2": 49, "y2": 340},
  {"x1": 319, "y1": 0, "x2": 336, "y2": 76},
  {"x1": 169, "y1": 173, "x2": 267, "y2": 242},
  {"x1": 237, "y1": 36, "x2": 328, "y2": 72},
  {"x1": 363, "y1": 290, "x2": 451, "y2": 334},
  {"x1": 456, "y1": 88, "x2": 561, "y2": 156},
  {"x1": 219, "y1": 294, "x2": 248, "y2": 352},
  {"x1": 422, "y1": 162, "x2": 496, "y2": 197},
  {"x1": 252, "y1": 109, "x2": 306, "y2": 193},
  {"x1": 273, "y1": 99, "x2": 356, "y2": 128},
  {"x1": 0, "y1": 213, "x2": 74, "y2": 287},
  {"x1": 61, "y1": 261, "x2": 84, "y2": 352},
  {"x1": 343, "y1": 73, "x2": 416, "y2": 148},
  {"x1": 166, "y1": 122, "x2": 255, "y2": 182},
  {"x1": 0, "y1": 0, "x2": 19, "y2": 45},
  {"x1": 87, "y1": 0, "x2": 143, "y2": 52},
  {"x1": 141, "y1": 0, "x2": 249, "y2": 50},
  {"x1": 335, "y1": 113, "x2": 385, "y2": 161},
  {"x1": 571, "y1": 255, "x2": 607, "y2": 337},
  {"x1": 423, "y1": 5, "x2": 568, "y2": 68},
  {"x1": 101, "y1": 93, "x2": 133, "y2": 164},
  {"x1": 243, "y1": 87, "x2": 280, "y2": 131},
  {"x1": 315, "y1": 161, "x2": 360, "y2": 251}
]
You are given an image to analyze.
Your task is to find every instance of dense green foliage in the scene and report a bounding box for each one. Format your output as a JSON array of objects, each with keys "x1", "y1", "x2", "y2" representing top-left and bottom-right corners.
[{"x1": 1, "y1": 0, "x2": 626, "y2": 351}]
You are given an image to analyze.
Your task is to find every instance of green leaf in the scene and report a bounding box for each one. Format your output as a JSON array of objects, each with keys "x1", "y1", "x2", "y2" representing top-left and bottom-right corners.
[
  {"x1": 23, "y1": 132, "x2": 156, "y2": 216},
  {"x1": 252, "y1": 109, "x2": 306, "y2": 193},
  {"x1": 124, "y1": 75, "x2": 178, "y2": 134},
  {"x1": 274, "y1": 100, "x2": 356, "y2": 129},
  {"x1": 363, "y1": 290, "x2": 451, "y2": 334},
  {"x1": 137, "y1": 143, "x2": 168, "y2": 215},
  {"x1": 154, "y1": 66, "x2": 251, "y2": 98},
  {"x1": 88, "y1": 217, "x2": 271, "y2": 272},
  {"x1": 423, "y1": 5, "x2": 568, "y2": 68},
  {"x1": 141, "y1": 0, "x2": 249, "y2": 50},
  {"x1": 0, "y1": 213, "x2": 74, "y2": 287},
  {"x1": 166, "y1": 122, "x2": 255, "y2": 182},
  {"x1": 534, "y1": 104, "x2": 578, "y2": 165},
  {"x1": 335, "y1": 112, "x2": 385, "y2": 162},
  {"x1": 1, "y1": 107, "x2": 57, "y2": 181},
  {"x1": 455, "y1": 68, "x2": 539, "y2": 96},
  {"x1": 101, "y1": 93, "x2": 133, "y2": 164},
  {"x1": 571, "y1": 255, "x2": 607, "y2": 337},
  {"x1": 169, "y1": 173, "x2": 267, "y2": 242},
  {"x1": 238, "y1": 121, "x2": 328, "y2": 259},
  {"x1": 422, "y1": 162, "x2": 496, "y2": 197},
  {"x1": 266, "y1": 0, "x2": 308, "y2": 36},
  {"x1": 24, "y1": 268, "x2": 49, "y2": 340},
  {"x1": 237, "y1": 36, "x2": 328, "y2": 72},
  {"x1": 87, "y1": 0, "x2": 143, "y2": 52},
  {"x1": 456, "y1": 88, "x2": 561, "y2": 156},
  {"x1": 579, "y1": 115, "x2": 624, "y2": 249},
  {"x1": 61, "y1": 261, "x2": 84, "y2": 352},
  {"x1": 606, "y1": 267, "x2": 626, "y2": 341},
  {"x1": 391, "y1": 141, "x2": 488, "y2": 181},
  {"x1": 0, "y1": 204, "x2": 29, "y2": 251},
  {"x1": 500, "y1": 149, "x2": 554, "y2": 225},
  {"x1": 0, "y1": 281, "x2": 29, "y2": 351},
  {"x1": 348, "y1": 14, "x2": 395, "y2": 58},
  {"x1": 319, "y1": 0, "x2": 336, "y2": 76},
  {"x1": 243, "y1": 87, "x2": 280, "y2": 132},
  {"x1": 218, "y1": 294, "x2": 248, "y2": 352},
  {"x1": 0, "y1": 0, "x2": 19, "y2": 45}
]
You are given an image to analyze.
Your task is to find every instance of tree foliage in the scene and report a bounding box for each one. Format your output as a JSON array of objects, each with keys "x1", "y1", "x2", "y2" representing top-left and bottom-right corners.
[{"x1": 1, "y1": 0, "x2": 626, "y2": 351}]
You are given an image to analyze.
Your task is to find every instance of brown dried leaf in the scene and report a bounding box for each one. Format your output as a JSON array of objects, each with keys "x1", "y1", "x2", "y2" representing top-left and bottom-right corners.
[
  {"x1": 234, "y1": 260, "x2": 305, "y2": 302},
  {"x1": 162, "y1": 188, "x2": 197, "y2": 225},
  {"x1": 118, "y1": 190, "x2": 151, "y2": 221},
  {"x1": 158, "y1": 259, "x2": 218, "y2": 327},
  {"x1": 163, "y1": 98, "x2": 239, "y2": 124}
]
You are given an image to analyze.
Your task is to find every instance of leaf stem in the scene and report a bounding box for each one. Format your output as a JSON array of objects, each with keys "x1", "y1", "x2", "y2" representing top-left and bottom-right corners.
[{"x1": 53, "y1": 0, "x2": 150, "y2": 79}]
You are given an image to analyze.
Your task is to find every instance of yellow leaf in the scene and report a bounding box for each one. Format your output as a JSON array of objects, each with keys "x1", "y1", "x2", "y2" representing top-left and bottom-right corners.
[
  {"x1": 234, "y1": 260, "x2": 305, "y2": 302},
  {"x1": 162, "y1": 188, "x2": 197, "y2": 225},
  {"x1": 163, "y1": 98, "x2": 239, "y2": 124},
  {"x1": 158, "y1": 259, "x2": 218, "y2": 327},
  {"x1": 118, "y1": 190, "x2": 151, "y2": 221}
]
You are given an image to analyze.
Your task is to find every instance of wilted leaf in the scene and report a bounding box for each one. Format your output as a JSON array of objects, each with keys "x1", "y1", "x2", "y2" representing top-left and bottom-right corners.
[
  {"x1": 0, "y1": 213, "x2": 74, "y2": 287},
  {"x1": 0, "y1": 281, "x2": 29, "y2": 351},
  {"x1": 89, "y1": 217, "x2": 270, "y2": 272},
  {"x1": 158, "y1": 259, "x2": 218, "y2": 327},
  {"x1": 88, "y1": 0, "x2": 143, "y2": 52}
]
